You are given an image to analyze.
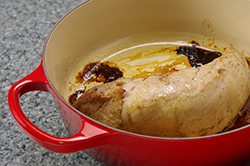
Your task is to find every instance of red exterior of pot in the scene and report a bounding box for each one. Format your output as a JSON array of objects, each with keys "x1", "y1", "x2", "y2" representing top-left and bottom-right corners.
[
  {"x1": 7, "y1": 1, "x2": 250, "y2": 165},
  {"x1": 8, "y1": 61, "x2": 250, "y2": 166}
]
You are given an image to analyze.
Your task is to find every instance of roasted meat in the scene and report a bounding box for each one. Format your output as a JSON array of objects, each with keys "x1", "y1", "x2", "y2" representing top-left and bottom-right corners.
[{"x1": 73, "y1": 47, "x2": 250, "y2": 137}]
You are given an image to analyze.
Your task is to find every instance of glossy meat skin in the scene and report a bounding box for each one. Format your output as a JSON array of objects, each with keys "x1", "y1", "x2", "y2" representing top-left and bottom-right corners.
[{"x1": 73, "y1": 47, "x2": 250, "y2": 137}]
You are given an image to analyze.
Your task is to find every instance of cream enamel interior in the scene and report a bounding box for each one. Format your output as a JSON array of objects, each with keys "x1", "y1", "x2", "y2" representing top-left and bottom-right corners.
[{"x1": 44, "y1": 0, "x2": 250, "y2": 101}]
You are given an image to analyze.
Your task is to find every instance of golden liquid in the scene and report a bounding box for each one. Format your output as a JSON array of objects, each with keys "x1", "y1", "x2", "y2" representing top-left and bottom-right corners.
[{"x1": 66, "y1": 32, "x2": 230, "y2": 100}]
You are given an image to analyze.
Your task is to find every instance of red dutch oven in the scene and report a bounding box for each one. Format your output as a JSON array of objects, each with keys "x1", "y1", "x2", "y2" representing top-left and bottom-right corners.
[{"x1": 8, "y1": 0, "x2": 250, "y2": 165}]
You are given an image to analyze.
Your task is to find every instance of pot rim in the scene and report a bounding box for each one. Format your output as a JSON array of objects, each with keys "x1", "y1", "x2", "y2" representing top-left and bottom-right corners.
[{"x1": 42, "y1": 0, "x2": 250, "y2": 141}]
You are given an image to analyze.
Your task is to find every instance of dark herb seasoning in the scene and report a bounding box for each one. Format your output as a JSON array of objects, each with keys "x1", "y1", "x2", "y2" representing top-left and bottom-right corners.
[
  {"x1": 176, "y1": 44, "x2": 222, "y2": 68},
  {"x1": 76, "y1": 62, "x2": 123, "y2": 83},
  {"x1": 69, "y1": 90, "x2": 85, "y2": 105}
]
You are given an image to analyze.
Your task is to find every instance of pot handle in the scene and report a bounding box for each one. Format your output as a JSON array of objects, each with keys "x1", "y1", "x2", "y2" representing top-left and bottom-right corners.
[{"x1": 8, "y1": 62, "x2": 115, "y2": 153}]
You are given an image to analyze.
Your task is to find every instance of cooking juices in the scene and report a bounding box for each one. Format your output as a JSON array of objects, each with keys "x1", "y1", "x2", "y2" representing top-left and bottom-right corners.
[
  {"x1": 69, "y1": 43, "x2": 222, "y2": 104},
  {"x1": 67, "y1": 32, "x2": 250, "y2": 135}
]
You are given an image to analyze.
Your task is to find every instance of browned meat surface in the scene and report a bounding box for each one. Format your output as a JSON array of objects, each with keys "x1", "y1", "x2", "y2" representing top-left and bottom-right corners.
[
  {"x1": 73, "y1": 81, "x2": 127, "y2": 129},
  {"x1": 73, "y1": 47, "x2": 250, "y2": 137}
]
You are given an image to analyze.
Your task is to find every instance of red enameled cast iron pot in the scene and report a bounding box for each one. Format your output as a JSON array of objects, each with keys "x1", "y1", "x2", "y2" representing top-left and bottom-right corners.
[{"x1": 8, "y1": 0, "x2": 250, "y2": 165}]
